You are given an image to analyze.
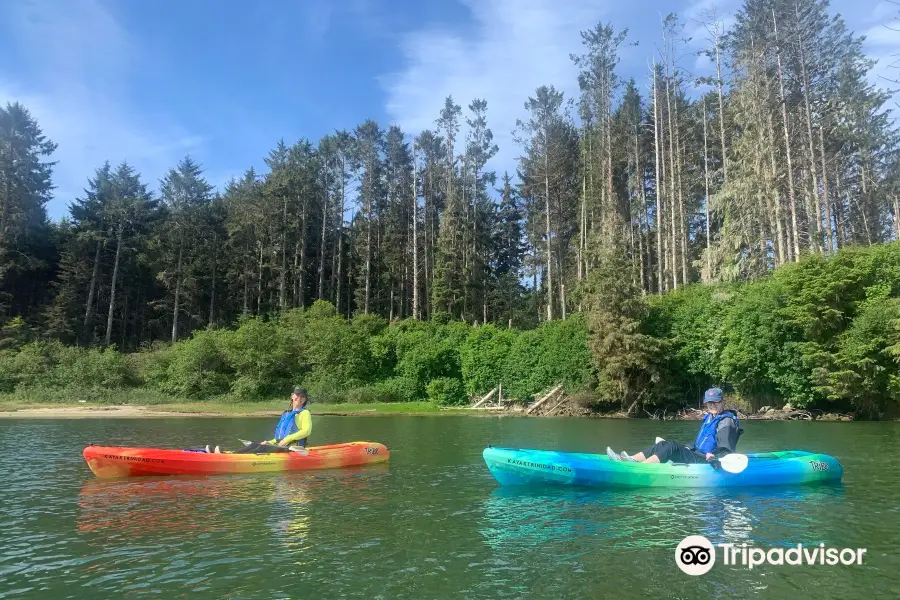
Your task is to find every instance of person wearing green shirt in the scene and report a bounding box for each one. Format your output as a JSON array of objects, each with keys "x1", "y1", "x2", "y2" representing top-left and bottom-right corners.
[{"x1": 226, "y1": 387, "x2": 312, "y2": 454}]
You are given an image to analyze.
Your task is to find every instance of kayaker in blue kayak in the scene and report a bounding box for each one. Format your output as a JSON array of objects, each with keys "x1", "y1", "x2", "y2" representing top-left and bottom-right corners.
[
  {"x1": 606, "y1": 387, "x2": 742, "y2": 464},
  {"x1": 208, "y1": 387, "x2": 312, "y2": 454}
]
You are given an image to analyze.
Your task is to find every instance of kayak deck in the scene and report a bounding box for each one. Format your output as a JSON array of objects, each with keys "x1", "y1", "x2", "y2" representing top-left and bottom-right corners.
[
  {"x1": 483, "y1": 447, "x2": 843, "y2": 488},
  {"x1": 84, "y1": 442, "x2": 389, "y2": 478}
]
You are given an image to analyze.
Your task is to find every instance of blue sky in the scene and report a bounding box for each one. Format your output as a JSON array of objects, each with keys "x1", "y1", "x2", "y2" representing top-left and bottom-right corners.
[{"x1": 0, "y1": 0, "x2": 895, "y2": 220}]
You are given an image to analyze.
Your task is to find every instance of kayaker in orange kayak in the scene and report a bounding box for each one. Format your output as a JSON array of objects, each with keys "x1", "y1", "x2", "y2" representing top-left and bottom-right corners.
[{"x1": 207, "y1": 386, "x2": 312, "y2": 453}]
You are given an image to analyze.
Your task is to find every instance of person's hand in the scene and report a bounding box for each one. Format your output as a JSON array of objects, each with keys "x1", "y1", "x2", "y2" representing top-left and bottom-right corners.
[
  {"x1": 705, "y1": 453, "x2": 715, "y2": 461},
  {"x1": 259, "y1": 440, "x2": 268, "y2": 446},
  {"x1": 278, "y1": 439, "x2": 289, "y2": 447}
]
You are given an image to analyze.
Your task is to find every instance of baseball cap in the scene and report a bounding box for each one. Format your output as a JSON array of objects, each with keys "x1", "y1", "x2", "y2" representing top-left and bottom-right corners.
[{"x1": 703, "y1": 388, "x2": 724, "y2": 403}]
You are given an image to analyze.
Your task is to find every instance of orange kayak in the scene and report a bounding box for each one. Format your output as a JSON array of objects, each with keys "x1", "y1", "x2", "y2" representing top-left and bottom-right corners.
[{"x1": 83, "y1": 442, "x2": 389, "y2": 478}]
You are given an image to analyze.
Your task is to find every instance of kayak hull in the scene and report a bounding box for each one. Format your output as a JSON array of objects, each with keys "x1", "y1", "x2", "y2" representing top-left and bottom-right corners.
[
  {"x1": 483, "y1": 447, "x2": 842, "y2": 488},
  {"x1": 84, "y1": 442, "x2": 389, "y2": 478}
]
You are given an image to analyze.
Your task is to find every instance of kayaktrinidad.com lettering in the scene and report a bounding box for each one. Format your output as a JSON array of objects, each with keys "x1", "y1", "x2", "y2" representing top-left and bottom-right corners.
[
  {"x1": 103, "y1": 454, "x2": 165, "y2": 464},
  {"x1": 506, "y1": 458, "x2": 572, "y2": 473},
  {"x1": 720, "y1": 543, "x2": 866, "y2": 569}
]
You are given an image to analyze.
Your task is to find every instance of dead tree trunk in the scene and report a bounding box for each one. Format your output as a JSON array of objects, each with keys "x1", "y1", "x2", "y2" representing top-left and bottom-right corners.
[{"x1": 105, "y1": 216, "x2": 124, "y2": 346}]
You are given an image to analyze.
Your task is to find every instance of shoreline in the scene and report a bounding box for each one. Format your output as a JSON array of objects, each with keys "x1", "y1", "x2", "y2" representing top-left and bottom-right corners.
[
  {"x1": 0, "y1": 402, "x2": 858, "y2": 421},
  {"x1": 0, "y1": 402, "x2": 472, "y2": 419}
]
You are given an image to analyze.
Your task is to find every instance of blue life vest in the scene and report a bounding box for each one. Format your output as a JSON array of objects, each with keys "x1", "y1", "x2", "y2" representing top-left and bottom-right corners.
[
  {"x1": 693, "y1": 410, "x2": 739, "y2": 454},
  {"x1": 274, "y1": 408, "x2": 309, "y2": 446}
]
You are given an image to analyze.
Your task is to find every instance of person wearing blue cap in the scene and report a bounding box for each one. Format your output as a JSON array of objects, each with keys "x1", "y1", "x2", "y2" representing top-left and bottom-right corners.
[{"x1": 606, "y1": 387, "x2": 742, "y2": 464}]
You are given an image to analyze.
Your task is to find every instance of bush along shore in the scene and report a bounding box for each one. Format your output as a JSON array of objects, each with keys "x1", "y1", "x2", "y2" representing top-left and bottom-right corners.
[{"x1": 1, "y1": 242, "x2": 899, "y2": 420}]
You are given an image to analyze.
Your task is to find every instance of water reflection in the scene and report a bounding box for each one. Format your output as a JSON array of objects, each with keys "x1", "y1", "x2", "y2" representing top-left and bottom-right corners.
[
  {"x1": 77, "y1": 477, "x2": 258, "y2": 537},
  {"x1": 478, "y1": 484, "x2": 847, "y2": 552},
  {"x1": 76, "y1": 465, "x2": 390, "y2": 544}
]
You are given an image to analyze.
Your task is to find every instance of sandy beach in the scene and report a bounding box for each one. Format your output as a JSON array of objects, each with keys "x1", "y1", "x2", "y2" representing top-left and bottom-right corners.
[{"x1": 0, "y1": 405, "x2": 283, "y2": 419}]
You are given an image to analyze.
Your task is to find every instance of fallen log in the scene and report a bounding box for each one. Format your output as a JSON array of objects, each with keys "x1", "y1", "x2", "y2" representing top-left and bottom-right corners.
[
  {"x1": 470, "y1": 387, "x2": 498, "y2": 409},
  {"x1": 526, "y1": 384, "x2": 564, "y2": 415},
  {"x1": 544, "y1": 395, "x2": 569, "y2": 416}
]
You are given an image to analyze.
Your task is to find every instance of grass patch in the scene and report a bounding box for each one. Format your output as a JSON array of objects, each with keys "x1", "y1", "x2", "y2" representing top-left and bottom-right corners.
[{"x1": 315, "y1": 401, "x2": 446, "y2": 414}]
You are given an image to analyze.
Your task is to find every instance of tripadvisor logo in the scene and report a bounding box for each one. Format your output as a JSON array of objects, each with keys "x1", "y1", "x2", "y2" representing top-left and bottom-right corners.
[
  {"x1": 675, "y1": 536, "x2": 867, "y2": 575},
  {"x1": 676, "y1": 536, "x2": 716, "y2": 575}
]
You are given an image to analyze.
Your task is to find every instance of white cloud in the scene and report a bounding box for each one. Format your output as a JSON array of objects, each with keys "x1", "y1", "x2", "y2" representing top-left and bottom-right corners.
[
  {"x1": 380, "y1": 0, "x2": 612, "y2": 183},
  {"x1": 863, "y1": 1, "x2": 899, "y2": 25},
  {"x1": 684, "y1": 0, "x2": 738, "y2": 83},
  {"x1": 864, "y1": 23, "x2": 900, "y2": 48},
  {"x1": 861, "y1": 9, "x2": 900, "y2": 104},
  {"x1": 0, "y1": 0, "x2": 204, "y2": 219}
]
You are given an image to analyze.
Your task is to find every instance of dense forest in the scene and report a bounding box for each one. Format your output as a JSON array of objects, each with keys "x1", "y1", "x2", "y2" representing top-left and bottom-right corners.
[{"x1": 1, "y1": 0, "x2": 898, "y2": 416}]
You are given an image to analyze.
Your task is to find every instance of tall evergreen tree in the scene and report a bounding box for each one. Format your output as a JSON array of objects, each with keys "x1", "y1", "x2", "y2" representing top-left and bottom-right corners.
[
  {"x1": 157, "y1": 156, "x2": 214, "y2": 341},
  {"x1": 0, "y1": 102, "x2": 57, "y2": 321}
]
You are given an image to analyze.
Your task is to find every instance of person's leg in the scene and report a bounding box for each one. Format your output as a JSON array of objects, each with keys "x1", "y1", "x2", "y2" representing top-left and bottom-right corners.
[
  {"x1": 611, "y1": 441, "x2": 669, "y2": 463},
  {"x1": 618, "y1": 443, "x2": 660, "y2": 462},
  {"x1": 233, "y1": 442, "x2": 266, "y2": 454},
  {"x1": 246, "y1": 444, "x2": 292, "y2": 454},
  {"x1": 623, "y1": 446, "x2": 653, "y2": 461},
  {"x1": 668, "y1": 444, "x2": 708, "y2": 464},
  {"x1": 639, "y1": 440, "x2": 683, "y2": 463}
]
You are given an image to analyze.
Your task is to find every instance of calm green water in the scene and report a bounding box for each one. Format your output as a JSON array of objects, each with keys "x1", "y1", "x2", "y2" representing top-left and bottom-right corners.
[{"x1": 0, "y1": 416, "x2": 898, "y2": 599}]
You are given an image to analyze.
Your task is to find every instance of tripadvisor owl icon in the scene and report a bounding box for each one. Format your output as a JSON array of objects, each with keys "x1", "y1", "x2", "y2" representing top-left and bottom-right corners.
[{"x1": 676, "y1": 535, "x2": 716, "y2": 575}]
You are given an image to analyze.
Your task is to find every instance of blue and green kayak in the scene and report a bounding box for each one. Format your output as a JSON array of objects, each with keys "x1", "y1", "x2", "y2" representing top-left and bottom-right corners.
[{"x1": 483, "y1": 447, "x2": 843, "y2": 488}]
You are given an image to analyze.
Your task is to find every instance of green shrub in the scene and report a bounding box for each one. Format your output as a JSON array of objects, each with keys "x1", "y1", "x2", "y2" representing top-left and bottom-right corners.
[
  {"x1": 0, "y1": 341, "x2": 64, "y2": 389},
  {"x1": 501, "y1": 329, "x2": 546, "y2": 399},
  {"x1": 53, "y1": 346, "x2": 134, "y2": 389},
  {"x1": 813, "y1": 297, "x2": 900, "y2": 417},
  {"x1": 647, "y1": 284, "x2": 731, "y2": 392},
  {"x1": 539, "y1": 316, "x2": 594, "y2": 392},
  {"x1": 426, "y1": 377, "x2": 467, "y2": 405},
  {"x1": 222, "y1": 318, "x2": 294, "y2": 398},
  {"x1": 430, "y1": 311, "x2": 452, "y2": 325},
  {"x1": 161, "y1": 329, "x2": 231, "y2": 398},
  {"x1": 502, "y1": 317, "x2": 593, "y2": 400},
  {"x1": 351, "y1": 313, "x2": 388, "y2": 337},
  {"x1": 128, "y1": 342, "x2": 172, "y2": 389},
  {"x1": 389, "y1": 322, "x2": 463, "y2": 397},
  {"x1": 370, "y1": 376, "x2": 419, "y2": 402},
  {"x1": 303, "y1": 372, "x2": 364, "y2": 404},
  {"x1": 297, "y1": 304, "x2": 372, "y2": 390},
  {"x1": 0, "y1": 350, "x2": 16, "y2": 392},
  {"x1": 460, "y1": 324, "x2": 516, "y2": 397},
  {"x1": 343, "y1": 387, "x2": 379, "y2": 404}
]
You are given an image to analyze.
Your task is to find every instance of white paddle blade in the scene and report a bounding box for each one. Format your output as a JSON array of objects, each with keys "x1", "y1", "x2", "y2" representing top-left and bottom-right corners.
[
  {"x1": 239, "y1": 439, "x2": 253, "y2": 446},
  {"x1": 719, "y1": 453, "x2": 749, "y2": 474},
  {"x1": 655, "y1": 437, "x2": 665, "y2": 444}
]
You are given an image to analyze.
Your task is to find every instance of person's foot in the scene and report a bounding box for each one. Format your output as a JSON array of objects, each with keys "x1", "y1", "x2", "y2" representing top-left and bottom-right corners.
[
  {"x1": 606, "y1": 447, "x2": 621, "y2": 461},
  {"x1": 214, "y1": 446, "x2": 221, "y2": 454},
  {"x1": 205, "y1": 444, "x2": 211, "y2": 453},
  {"x1": 620, "y1": 451, "x2": 637, "y2": 462}
]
